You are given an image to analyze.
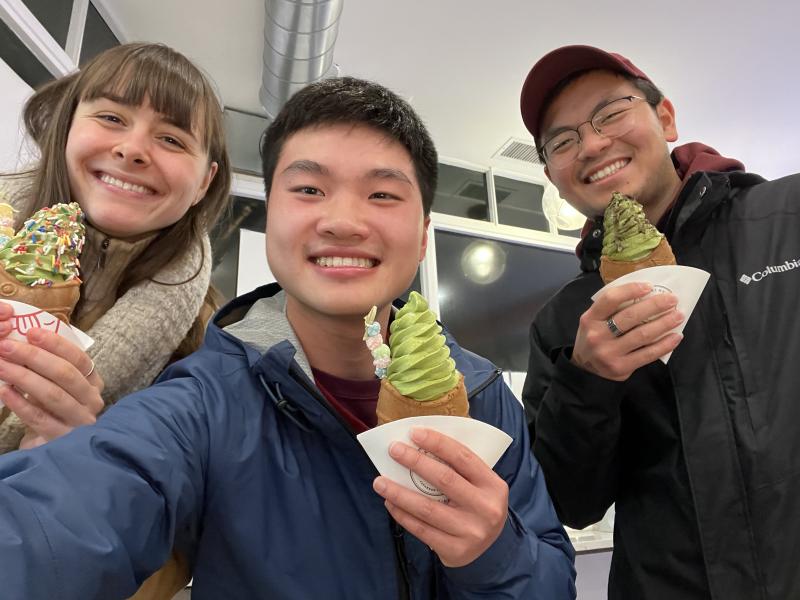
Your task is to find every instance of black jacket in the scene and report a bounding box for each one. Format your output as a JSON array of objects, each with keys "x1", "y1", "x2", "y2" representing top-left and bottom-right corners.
[{"x1": 522, "y1": 169, "x2": 800, "y2": 599}]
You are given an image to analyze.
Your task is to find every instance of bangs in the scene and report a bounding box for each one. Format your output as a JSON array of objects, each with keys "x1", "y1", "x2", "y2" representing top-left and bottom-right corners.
[{"x1": 78, "y1": 45, "x2": 213, "y2": 147}]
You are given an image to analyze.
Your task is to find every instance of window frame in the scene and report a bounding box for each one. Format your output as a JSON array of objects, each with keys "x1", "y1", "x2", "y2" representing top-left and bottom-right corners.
[{"x1": 0, "y1": 0, "x2": 126, "y2": 78}]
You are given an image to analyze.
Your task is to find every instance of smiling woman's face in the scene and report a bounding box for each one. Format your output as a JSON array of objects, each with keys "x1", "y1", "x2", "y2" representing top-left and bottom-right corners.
[{"x1": 64, "y1": 95, "x2": 217, "y2": 239}]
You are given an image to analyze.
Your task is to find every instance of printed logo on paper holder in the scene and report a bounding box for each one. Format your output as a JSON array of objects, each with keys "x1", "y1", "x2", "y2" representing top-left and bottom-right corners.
[
  {"x1": 409, "y1": 449, "x2": 449, "y2": 503},
  {"x1": 630, "y1": 284, "x2": 672, "y2": 308}
]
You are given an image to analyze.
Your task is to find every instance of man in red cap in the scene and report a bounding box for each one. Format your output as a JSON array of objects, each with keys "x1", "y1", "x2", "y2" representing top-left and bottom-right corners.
[{"x1": 520, "y1": 44, "x2": 800, "y2": 599}]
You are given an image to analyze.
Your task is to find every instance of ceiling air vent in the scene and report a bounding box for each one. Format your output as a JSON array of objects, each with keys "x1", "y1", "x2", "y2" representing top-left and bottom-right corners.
[{"x1": 493, "y1": 137, "x2": 541, "y2": 165}]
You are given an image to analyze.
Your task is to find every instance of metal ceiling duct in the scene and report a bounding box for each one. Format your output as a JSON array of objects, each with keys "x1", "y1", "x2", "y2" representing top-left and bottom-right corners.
[{"x1": 260, "y1": 0, "x2": 343, "y2": 119}]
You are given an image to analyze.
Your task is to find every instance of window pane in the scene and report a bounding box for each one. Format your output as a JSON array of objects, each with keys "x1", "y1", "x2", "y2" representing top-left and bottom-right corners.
[
  {"x1": 21, "y1": 0, "x2": 72, "y2": 48},
  {"x1": 560, "y1": 227, "x2": 583, "y2": 239},
  {"x1": 432, "y1": 163, "x2": 489, "y2": 221},
  {"x1": 80, "y1": 3, "x2": 118, "y2": 65},
  {"x1": 0, "y1": 19, "x2": 52, "y2": 88},
  {"x1": 399, "y1": 270, "x2": 421, "y2": 303},
  {"x1": 0, "y1": 57, "x2": 36, "y2": 171},
  {"x1": 210, "y1": 195, "x2": 266, "y2": 301},
  {"x1": 494, "y1": 175, "x2": 550, "y2": 233},
  {"x1": 435, "y1": 230, "x2": 579, "y2": 371}
]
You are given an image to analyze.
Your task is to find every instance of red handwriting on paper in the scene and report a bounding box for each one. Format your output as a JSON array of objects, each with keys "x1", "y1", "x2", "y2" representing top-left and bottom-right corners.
[{"x1": 11, "y1": 310, "x2": 62, "y2": 336}]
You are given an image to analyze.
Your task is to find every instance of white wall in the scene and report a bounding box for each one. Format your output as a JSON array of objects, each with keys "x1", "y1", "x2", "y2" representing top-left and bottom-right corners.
[
  {"x1": 0, "y1": 58, "x2": 35, "y2": 172},
  {"x1": 236, "y1": 228, "x2": 275, "y2": 294},
  {"x1": 576, "y1": 552, "x2": 612, "y2": 599}
]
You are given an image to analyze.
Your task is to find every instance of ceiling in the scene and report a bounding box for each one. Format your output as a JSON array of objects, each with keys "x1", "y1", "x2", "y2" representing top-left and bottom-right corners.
[{"x1": 102, "y1": 0, "x2": 797, "y2": 181}]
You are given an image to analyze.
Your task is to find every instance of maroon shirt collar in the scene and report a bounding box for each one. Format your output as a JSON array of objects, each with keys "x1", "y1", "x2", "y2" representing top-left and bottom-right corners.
[{"x1": 312, "y1": 367, "x2": 380, "y2": 433}]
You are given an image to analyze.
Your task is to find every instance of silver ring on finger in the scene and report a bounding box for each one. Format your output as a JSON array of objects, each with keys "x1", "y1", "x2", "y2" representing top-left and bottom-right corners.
[
  {"x1": 606, "y1": 317, "x2": 625, "y2": 338},
  {"x1": 83, "y1": 359, "x2": 95, "y2": 378}
]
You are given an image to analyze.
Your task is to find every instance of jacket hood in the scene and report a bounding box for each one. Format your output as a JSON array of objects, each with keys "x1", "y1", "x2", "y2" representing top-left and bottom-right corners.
[
  {"x1": 209, "y1": 283, "x2": 314, "y2": 379},
  {"x1": 671, "y1": 142, "x2": 744, "y2": 180},
  {"x1": 207, "y1": 284, "x2": 500, "y2": 395}
]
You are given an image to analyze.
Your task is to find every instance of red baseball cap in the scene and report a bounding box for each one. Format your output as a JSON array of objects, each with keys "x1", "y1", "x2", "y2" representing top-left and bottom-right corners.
[{"x1": 520, "y1": 45, "x2": 652, "y2": 142}]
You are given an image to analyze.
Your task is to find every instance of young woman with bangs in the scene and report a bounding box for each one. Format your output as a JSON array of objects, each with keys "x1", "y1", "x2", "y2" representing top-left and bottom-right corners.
[{"x1": 0, "y1": 42, "x2": 231, "y2": 598}]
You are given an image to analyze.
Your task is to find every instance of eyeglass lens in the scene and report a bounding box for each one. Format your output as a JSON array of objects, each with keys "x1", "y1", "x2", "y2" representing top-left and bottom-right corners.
[{"x1": 544, "y1": 97, "x2": 640, "y2": 168}]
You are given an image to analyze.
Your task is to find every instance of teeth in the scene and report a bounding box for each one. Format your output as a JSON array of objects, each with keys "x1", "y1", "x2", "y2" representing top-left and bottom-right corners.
[
  {"x1": 588, "y1": 160, "x2": 628, "y2": 183},
  {"x1": 315, "y1": 256, "x2": 375, "y2": 268},
  {"x1": 99, "y1": 174, "x2": 153, "y2": 194}
]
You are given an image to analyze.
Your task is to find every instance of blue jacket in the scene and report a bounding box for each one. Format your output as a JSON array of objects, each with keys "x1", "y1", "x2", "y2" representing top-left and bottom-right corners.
[{"x1": 0, "y1": 285, "x2": 575, "y2": 599}]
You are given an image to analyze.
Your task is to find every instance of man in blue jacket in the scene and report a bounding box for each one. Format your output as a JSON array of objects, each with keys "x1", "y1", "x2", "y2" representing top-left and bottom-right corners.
[
  {"x1": 0, "y1": 76, "x2": 576, "y2": 599},
  {"x1": 521, "y1": 45, "x2": 800, "y2": 599}
]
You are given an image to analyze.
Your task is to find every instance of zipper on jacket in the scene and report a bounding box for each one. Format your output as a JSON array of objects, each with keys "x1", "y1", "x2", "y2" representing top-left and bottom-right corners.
[
  {"x1": 717, "y1": 304, "x2": 736, "y2": 349},
  {"x1": 96, "y1": 237, "x2": 110, "y2": 270},
  {"x1": 469, "y1": 368, "x2": 503, "y2": 399},
  {"x1": 287, "y1": 366, "x2": 412, "y2": 598},
  {"x1": 391, "y1": 519, "x2": 411, "y2": 600}
]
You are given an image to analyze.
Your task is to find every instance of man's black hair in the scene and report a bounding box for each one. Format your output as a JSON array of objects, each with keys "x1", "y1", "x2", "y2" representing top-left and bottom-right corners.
[{"x1": 261, "y1": 77, "x2": 438, "y2": 215}]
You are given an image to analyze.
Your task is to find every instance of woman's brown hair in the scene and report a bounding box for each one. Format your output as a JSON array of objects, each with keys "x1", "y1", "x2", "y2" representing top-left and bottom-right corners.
[{"x1": 22, "y1": 42, "x2": 231, "y2": 296}]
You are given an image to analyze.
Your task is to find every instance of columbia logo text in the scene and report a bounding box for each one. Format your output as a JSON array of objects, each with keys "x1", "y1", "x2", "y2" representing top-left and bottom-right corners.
[{"x1": 739, "y1": 258, "x2": 800, "y2": 285}]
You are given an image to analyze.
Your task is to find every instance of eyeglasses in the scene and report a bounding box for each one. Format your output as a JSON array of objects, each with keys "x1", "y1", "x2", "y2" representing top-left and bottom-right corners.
[{"x1": 541, "y1": 95, "x2": 649, "y2": 169}]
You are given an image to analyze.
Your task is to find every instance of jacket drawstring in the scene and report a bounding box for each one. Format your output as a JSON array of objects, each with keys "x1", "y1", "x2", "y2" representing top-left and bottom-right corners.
[{"x1": 258, "y1": 374, "x2": 313, "y2": 433}]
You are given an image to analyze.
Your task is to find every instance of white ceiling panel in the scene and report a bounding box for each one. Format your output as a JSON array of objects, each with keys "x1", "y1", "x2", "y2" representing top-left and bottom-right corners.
[{"x1": 101, "y1": 0, "x2": 799, "y2": 180}]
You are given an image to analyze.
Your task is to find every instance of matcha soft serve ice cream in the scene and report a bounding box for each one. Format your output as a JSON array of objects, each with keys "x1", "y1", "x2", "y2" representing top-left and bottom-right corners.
[
  {"x1": 599, "y1": 192, "x2": 676, "y2": 284},
  {"x1": 364, "y1": 292, "x2": 469, "y2": 425},
  {"x1": 386, "y1": 292, "x2": 460, "y2": 400}
]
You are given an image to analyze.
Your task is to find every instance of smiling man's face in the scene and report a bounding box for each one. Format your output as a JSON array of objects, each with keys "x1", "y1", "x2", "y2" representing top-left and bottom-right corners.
[
  {"x1": 265, "y1": 123, "x2": 428, "y2": 324},
  {"x1": 541, "y1": 70, "x2": 681, "y2": 221}
]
